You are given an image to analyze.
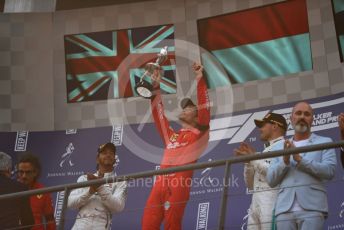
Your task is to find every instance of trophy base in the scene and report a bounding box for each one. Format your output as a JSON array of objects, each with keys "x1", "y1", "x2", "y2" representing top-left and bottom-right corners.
[{"x1": 135, "y1": 81, "x2": 153, "y2": 99}]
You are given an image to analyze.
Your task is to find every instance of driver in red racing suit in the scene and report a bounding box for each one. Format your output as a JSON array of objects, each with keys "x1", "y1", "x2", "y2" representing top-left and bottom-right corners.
[{"x1": 142, "y1": 62, "x2": 210, "y2": 230}]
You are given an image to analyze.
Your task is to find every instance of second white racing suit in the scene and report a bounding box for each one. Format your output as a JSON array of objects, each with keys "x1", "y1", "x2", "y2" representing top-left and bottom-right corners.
[
  {"x1": 244, "y1": 137, "x2": 284, "y2": 230},
  {"x1": 68, "y1": 171, "x2": 127, "y2": 230}
]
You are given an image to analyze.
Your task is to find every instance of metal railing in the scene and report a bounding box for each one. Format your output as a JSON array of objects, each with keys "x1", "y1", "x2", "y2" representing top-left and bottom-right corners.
[{"x1": 1, "y1": 140, "x2": 344, "y2": 230}]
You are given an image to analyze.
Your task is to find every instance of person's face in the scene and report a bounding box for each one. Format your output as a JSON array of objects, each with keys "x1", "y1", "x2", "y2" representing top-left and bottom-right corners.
[
  {"x1": 0, "y1": 169, "x2": 11, "y2": 178},
  {"x1": 291, "y1": 102, "x2": 313, "y2": 134},
  {"x1": 97, "y1": 148, "x2": 116, "y2": 168},
  {"x1": 17, "y1": 162, "x2": 37, "y2": 186},
  {"x1": 259, "y1": 122, "x2": 274, "y2": 141},
  {"x1": 178, "y1": 105, "x2": 198, "y2": 125}
]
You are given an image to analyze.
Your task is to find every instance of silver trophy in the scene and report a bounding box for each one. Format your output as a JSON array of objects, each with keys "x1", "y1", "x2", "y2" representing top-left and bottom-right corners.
[{"x1": 135, "y1": 46, "x2": 168, "y2": 99}]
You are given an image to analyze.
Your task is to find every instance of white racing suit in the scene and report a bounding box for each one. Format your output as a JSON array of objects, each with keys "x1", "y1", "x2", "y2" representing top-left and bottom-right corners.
[
  {"x1": 244, "y1": 137, "x2": 284, "y2": 230},
  {"x1": 68, "y1": 171, "x2": 127, "y2": 230}
]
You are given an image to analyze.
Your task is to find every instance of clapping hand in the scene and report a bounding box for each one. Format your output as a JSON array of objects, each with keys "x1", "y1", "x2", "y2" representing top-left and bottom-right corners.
[
  {"x1": 234, "y1": 142, "x2": 255, "y2": 156},
  {"x1": 284, "y1": 140, "x2": 302, "y2": 165},
  {"x1": 87, "y1": 173, "x2": 104, "y2": 194}
]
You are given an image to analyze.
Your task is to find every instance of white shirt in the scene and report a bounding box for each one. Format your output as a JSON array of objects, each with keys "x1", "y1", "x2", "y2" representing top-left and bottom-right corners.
[
  {"x1": 68, "y1": 171, "x2": 128, "y2": 230},
  {"x1": 264, "y1": 136, "x2": 285, "y2": 151},
  {"x1": 244, "y1": 136, "x2": 284, "y2": 191}
]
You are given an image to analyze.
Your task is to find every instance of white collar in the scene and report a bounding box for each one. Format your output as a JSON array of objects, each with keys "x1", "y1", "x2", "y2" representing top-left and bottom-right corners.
[
  {"x1": 290, "y1": 133, "x2": 315, "y2": 143},
  {"x1": 264, "y1": 136, "x2": 284, "y2": 148},
  {"x1": 96, "y1": 171, "x2": 116, "y2": 177},
  {"x1": 269, "y1": 136, "x2": 284, "y2": 146}
]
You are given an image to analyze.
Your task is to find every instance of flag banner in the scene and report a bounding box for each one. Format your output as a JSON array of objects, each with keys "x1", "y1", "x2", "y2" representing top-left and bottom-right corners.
[
  {"x1": 197, "y1": 0, "x2": 312, "y2": 87},
  {"x1": 64, "y1": 24, "x2": 176, "y2": 103},
  {"x1": 332, "y1": 0, "x2": 344, "y2": 62}
]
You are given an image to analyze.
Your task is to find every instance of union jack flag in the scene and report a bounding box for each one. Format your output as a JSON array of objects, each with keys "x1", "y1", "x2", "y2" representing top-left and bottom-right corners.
[{"x1": 64, "y1": 24, "x2": 176, "y2": 103}]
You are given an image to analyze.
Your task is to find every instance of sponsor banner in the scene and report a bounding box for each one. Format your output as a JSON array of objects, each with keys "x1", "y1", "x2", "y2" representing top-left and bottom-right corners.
[
  {"x1": 196, "y1": 202, "x2": 210, "y2": 230},
  {"x1": 14, "y1": 131, "x2": 29, "y2": 151},
  {"x1": 66, "y1": 129, "x2": 77, "y2": 135},
  {"x1": 111, "y1": 125, "x2": 123, "y2": 146},
  {"x1": 54, "y1": 191, "x2": 65, "y2": 226},
  {"x1": 0, "y1": 92, "x2": 343, "y2": 229}
]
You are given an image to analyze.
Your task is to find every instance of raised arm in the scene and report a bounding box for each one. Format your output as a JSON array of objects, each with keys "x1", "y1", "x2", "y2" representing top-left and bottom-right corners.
[
  {"x1": 194, "y1": 63, "x2": 210, "y2": 129},
  {"x1": 150, "y1": 69, "x2": 174, "y2": 146}
]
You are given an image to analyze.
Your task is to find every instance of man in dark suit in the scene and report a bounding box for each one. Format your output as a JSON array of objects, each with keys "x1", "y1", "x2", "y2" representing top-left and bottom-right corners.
[
  {"x1": 339, "y1": 113, "x2": 344, "y2": 168},
  {"x1": 0, "y1": 151, "x2": 34, "y2": 230}
]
